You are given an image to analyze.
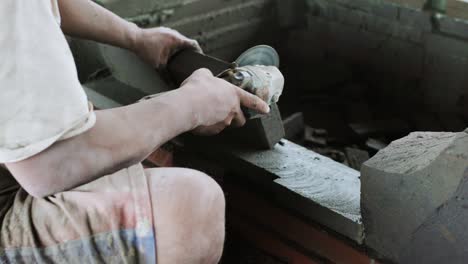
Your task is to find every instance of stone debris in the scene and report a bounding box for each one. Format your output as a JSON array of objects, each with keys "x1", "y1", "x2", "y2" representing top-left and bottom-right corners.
[
  {"x1": 345, "y1": 147, "x2": 370, "y2": 171},
  {"x1": 365, "y1": 138, "x2": 388, "y2": 152},
  {"x1": 304, "y1": 126, "x2": 327, "y2": 147},
  {"x1": 282, "y1": 112, "x2": 305, "y2": 140}
]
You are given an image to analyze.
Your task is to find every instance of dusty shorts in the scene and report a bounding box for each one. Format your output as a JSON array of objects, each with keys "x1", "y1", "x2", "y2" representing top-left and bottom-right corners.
[{"x1": 0, "y1": 164, "x2": 156, "y2": 263}]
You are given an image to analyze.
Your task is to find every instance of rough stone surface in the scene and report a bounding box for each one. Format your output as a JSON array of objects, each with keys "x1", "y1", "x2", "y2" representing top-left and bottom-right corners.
[
  {"x1": 192, "y1": 139, "x2": 364, "y2": 243},
  {"x1": 361, "y1": 131, "x2": 468, "y2": 262},
  {"x1": 241, "y1": 140, "x2": 363, "y2": 242}
]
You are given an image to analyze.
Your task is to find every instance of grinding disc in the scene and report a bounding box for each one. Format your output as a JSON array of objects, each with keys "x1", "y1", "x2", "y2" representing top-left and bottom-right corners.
[{"x1": 235, "y1": 45, "x2": 280, "y2": 67}]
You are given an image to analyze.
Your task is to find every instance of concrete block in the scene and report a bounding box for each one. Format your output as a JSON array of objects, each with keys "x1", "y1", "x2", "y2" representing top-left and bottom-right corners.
[
  {"x1": 308, "y1": 0, "x2": 399, "y2": 20},
  {"x1": 308, "y1": 1, "x2": 423, "y2": 43},
  {"x1": 437, "y1": 15, "x2": 468, "y2": 40},
  {"x1": 425, "y1": 33, "x2": 468, "y2": 60},
  {"x1": 361, "y1": 131, "x2": 468, "y2": 262},
  {"x1": 398, "y1": 6, "x2": 432, "y2": 31},
  {"x1": 207, "y1": 103, "x2": 285, "y2": 150},
  {"x1": 163, "y1": 0, "x2": 275, "y2": 39}
]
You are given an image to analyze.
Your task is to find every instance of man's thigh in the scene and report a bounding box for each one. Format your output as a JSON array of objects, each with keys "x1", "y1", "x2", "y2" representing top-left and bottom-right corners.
[{"x1": 0, "y1": 164, "x2": 156, "y2": 263}]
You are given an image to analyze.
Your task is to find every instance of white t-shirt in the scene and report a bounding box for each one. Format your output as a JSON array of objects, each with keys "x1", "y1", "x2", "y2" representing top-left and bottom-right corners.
[{"x1": 0, "y1": 0, "x2": 96, "y2": 163}]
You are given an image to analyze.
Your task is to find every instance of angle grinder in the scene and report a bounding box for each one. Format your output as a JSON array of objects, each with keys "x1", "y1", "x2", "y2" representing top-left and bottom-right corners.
[{"x1": 167, "y1": 45, "x2": 284, "y2": 119}]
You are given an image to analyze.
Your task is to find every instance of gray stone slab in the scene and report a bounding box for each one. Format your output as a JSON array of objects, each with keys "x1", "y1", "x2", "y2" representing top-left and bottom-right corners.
[
  {"x1": 362, "y1": 131, "x2": 468, "y2": 262},
  {"x1": 193, "y1": 139, "x2": 364, "y2": 243}
]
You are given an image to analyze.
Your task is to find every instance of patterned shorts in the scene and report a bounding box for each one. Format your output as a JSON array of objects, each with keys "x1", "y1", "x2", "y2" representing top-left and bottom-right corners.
[{"x1": 0, "y1": 164, "x2": 156, "y2": 263}]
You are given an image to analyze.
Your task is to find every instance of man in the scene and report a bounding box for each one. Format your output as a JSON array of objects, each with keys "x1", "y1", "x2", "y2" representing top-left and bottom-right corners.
[{"x1": 0, "y1": 0, "x2": 270, "y2": 263}]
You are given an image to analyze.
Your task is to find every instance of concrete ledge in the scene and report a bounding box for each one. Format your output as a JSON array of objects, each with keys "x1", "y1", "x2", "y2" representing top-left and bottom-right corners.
[{"x1": 187, "y1": 139, "x2": 364, "y2": 243}]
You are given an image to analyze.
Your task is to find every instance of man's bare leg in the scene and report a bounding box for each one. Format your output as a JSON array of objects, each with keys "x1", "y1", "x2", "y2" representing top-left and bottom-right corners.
[{"x1": 145, "y1": 168, "x2": 225, "y2": 264}]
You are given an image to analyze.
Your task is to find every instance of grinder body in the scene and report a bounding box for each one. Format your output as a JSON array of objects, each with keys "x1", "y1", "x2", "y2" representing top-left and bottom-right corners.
[{"x1": 167, "y1": 48, "x2": 285, "y2": 149}]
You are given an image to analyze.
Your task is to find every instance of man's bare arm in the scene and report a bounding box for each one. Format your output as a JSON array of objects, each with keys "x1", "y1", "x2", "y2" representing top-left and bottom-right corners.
[
  {"x1": 6, "y1": 90, "x2": 195, "y2": 198},
  {"x1": 6, "y1": 70, "x2": 269, "y2": 198}
]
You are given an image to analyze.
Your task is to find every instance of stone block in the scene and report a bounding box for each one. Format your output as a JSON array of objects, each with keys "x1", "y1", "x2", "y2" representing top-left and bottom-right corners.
[
  {"x1": 188, "y1": 138, "x2": 364, "y2": 243},
  {"x1": 307, "y1": 0, "x2": 399, "y2": 20},
  {"x1": 425, "y1": 33, "x2": 468, "y2": 59},
  {"x1": 437, "y1": 15, "x2": 468, "y2": 40},
  {"x1": 361, "y1": 131, "x2": 468, "y2": 262},
  {"x1": 398, "y1": 6, "x2": 432, "y2": 31}
]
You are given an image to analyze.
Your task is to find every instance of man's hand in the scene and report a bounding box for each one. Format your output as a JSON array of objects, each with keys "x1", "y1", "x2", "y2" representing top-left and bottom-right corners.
[
  {"x1": 133, "y1": 27, "x2": 202, "y2": 69},
  {"x1": 180, "y1": 69, "x2": 270, "y2": 136}
]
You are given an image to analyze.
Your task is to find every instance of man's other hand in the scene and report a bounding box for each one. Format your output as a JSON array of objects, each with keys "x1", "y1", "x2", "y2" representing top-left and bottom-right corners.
[
  {"x1": 179, "y1": 68, "x2": 270, "y2": 136},
  {"x1": 133, "y1": 27, "x2": 202, "y2": 69}
]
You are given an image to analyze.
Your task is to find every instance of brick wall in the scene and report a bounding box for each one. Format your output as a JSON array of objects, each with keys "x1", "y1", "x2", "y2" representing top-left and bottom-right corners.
[
  {"x1": 73, "y1": 0, "x2": 278, "y2": 83},
  {"x1": 286, "y1": 0, "x2": 467, "y2": 119}
]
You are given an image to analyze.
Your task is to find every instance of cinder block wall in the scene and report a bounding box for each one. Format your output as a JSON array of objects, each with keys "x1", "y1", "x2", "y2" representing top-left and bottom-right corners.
[
  {"x1": 286, "y1": 0, "x2": 467, "y2": 120},
  {"x1": 75, "y1": 0, "x2": 467, "y2": 119},
  {"x1": 73, "y1": 0, "x2": 279, "y2": 83}
]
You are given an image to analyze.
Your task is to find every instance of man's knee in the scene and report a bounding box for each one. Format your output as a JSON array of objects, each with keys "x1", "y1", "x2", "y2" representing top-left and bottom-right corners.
[
  {"x1": 148, "y1": 167, "x2": 225, "y2": 210},
  {"x1": 181, "y1": 169, "x2": 225, "y2": 262},
  {"x1": 146, "y1": 168, "x2": 225, "y2": 263}
]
